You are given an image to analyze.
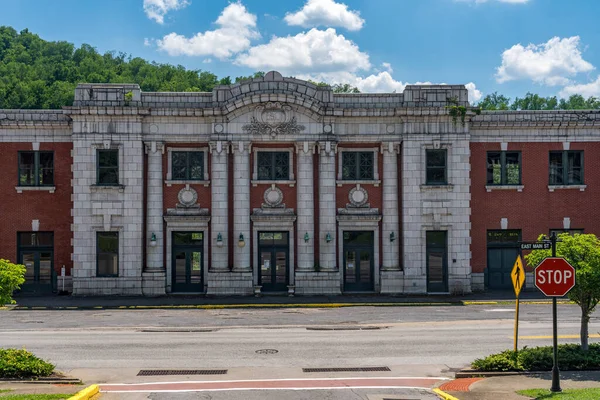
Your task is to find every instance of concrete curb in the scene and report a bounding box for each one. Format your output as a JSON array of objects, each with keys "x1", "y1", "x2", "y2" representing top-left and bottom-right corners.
[
  {"x1": 433, "y1": 388, "x2": 461, "y2": 400},
  {"x1": 67, "y1": 384, "x2": 99, "y2": 400},
  {"x1": 10, "y1": 299, "x2": 575, "y2": 311}
]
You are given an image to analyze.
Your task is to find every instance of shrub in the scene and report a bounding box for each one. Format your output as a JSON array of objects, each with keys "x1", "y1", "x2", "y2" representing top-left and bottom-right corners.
[
  {"x1": 0, "y1": 259, "x2": 26, "y2": 305},
  {"x1": 472, "y1": 343, "x2": 600, "y2": 372},
  {"x1": 0, "y1": 348, "x2": 55, "y2": 379}
]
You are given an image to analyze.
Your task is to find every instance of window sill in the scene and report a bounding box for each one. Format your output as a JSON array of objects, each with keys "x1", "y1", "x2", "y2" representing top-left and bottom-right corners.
[
  {"x1": 251, "y1": 180, "x2": 296, "y2": 187},
  {"x1": 548, "y1": 185, "x2": 586, "y2": 192},
  {"x1": 336, "y1": 180, "x2": 381, "y2": 187},
  {"x1": 165, "y1": 180, "x2": 210, "y2": 187},
  {"x1": 90, "y1": 184, "x2": 125, "y2": 193},
  {"x1": 420, "y1": 184, "x2": 453, "y2": 191},
  {"x1": 15, "y1": 186, "x2": 56, "y2": 194},
  {"x1": 486, "y1": 185, "x2": 524, "y2": 192}
]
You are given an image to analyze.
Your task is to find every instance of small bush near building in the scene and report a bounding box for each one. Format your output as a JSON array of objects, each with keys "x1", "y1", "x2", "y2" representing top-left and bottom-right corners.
[
  {"x1": 0, "y1": 348, "x2": 54, "y2": 379},
  {"x1": 472, "y1": 344, "x2": 600, "y2": 372},
  {"x1": 0, "y1": 259, "x2": 26, "y2": 305}
]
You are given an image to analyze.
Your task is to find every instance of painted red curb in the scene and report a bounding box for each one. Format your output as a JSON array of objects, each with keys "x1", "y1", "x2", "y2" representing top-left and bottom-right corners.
[{"x1": 439, "y1": 378, "x2": 484, "y2": 392}]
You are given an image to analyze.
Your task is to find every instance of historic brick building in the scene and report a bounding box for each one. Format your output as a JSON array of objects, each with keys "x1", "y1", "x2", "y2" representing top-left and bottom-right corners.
[{"x1": 1, "y1": 71, "x2": 598, "y2": 296}]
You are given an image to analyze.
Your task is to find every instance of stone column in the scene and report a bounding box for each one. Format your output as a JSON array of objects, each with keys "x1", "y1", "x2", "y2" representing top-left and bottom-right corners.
[
  {"x1": 232, "y1": 141, "x2": 251, "y2": 271},
  {"x1": 145, "y1": 141, "x2": 165, "y2": 271},
  {"x1": 318, "y1": 141, "x2": 337, "y2": 271},
  {"x1": 210, "y1": 141, "x2": 229, "y2": 271},
  {"x1": 297, "y1": 142, "x2": 315, "y2": 271},
  {"x1": 382, "y1": 142, "x2": 401, "y2": 271}
]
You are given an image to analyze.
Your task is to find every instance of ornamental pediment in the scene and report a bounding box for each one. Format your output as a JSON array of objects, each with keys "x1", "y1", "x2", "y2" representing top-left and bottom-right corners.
[{"x1": 243, "y1": 102, "x2": 306, "y2": 138}]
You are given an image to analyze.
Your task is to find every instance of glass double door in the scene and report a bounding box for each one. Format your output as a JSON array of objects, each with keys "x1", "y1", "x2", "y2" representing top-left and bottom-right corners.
[
  {"x1": 426, "y1": 231, "x2": 448, "y2": 292},
  {"x1": 172, "y1": 232, "x2": 204, "y2": 292},
  {"x1": 17, "y1": 232, "x2": 54, "y2": 293},
  {"x1": 343, "y1": 231, "x2": 374, "y2": 292},
  {"x1": 258, "y1": 232, "x2": 289, "y2": 292}
]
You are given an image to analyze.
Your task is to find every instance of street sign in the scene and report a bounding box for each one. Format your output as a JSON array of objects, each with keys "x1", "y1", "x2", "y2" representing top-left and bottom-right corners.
[
  {"x1": 535, "y1": 257, "x2": 576, "y2": 297},
  {"x1": 511, "y1": 255, "x2": 525, "y2": 297},
  {"x1": 521, "y1": 242, "x2": 552, "y2": 250}
]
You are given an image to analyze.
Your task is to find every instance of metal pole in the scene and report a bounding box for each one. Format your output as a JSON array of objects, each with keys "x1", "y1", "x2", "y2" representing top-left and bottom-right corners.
[
  {"x1": 514, "y1": 294, "x2": 520, "y2": 352},
  {"x1": 550, "y1": 232, "x2": 561, "y2": 393}
]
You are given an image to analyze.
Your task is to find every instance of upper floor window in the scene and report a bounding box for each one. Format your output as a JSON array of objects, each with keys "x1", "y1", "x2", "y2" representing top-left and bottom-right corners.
[
  {"x1": 342, "y1": 152, "x2": 374, "y2": 180},
  {"x1": 426, "y1": 149, "x2": 447, "y2": 185},
  {"x1": 257, "y1": 152, "x2": 289, "y2": 180},
  {"x1": 549, "y1": 151, "x2": 583, "y2": 185},
  {"x1": 97, "y1": 149, "x2": 119, "y2": 185},
  {"x1": 18, "y1": 151, "x2": 54, "y2": 186},
  {"x1": 172, "y1": 151, "x2": 204, "y2": 181},
  {"x1": 97, "y1": 231, "x2": 118, "y2": 277},
  {"x1": 487, "y1": 151, "x2": 521, "y2": 185}
]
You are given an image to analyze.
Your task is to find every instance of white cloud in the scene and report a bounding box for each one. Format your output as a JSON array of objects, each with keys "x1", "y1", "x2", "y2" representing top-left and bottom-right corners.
[
  {"x1": 559, "y1": 76, "x2": 600, "y2": 98},
  {"x1": 496, "y1": 36, "x2": 594, "y2": 86},
  {"x1": 156, "y1": 2, "x2": 259, "y2": 59},
  {"x1": 381, "y1": 62, "x2": 393, "y2": 74},
  {"x1": 284, "y1": 0, "x2": 364, "y2": 31},
  {"x1": 144, "y1": 0, "x2": 189, "y2": 24},
  {"x1": 202, "y1": 58, "x2": 212, "y2": 64},
  {"x1": 465, "y1": 82, "x2": 483, "y2": 102},
  {"x1": 143, "y1": 38, "x2": 152, "y2": 47},
  {"x1": 235, "y1": 28, "x2": 370, "y2": 75}
]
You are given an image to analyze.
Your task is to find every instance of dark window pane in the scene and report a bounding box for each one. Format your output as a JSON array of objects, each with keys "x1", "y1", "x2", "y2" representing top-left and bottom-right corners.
[
  {"x1": 274, "y1": 152, "x2": 289, "y2": 180},
  {"x1": 427, "y1": 150, "x2": 446, "y2": 167},
  {"x1": 505, "y1": 152, "x2": 520, "y2": 185},
  {"x1": 426, "y1": 231, "x2": 447, "y2": 248},
  {"x1": 97, "y1": 232, "x2": 118, "y2": 276},
  {"x1": 18, "y1": 232, "x2": 53, "y2": 247},
  {"x1": 257, "y1": 152, "x2": 272, "y2": 180},
  {"x1": 426, "y1": 150, "x2": 447, "y2": 185},
  {"x1": 342, "y1": 152, "x2": 357, "y2": 180},
  {"x1": 257, "y1": 152, "x2": 289, "y2": 180},
  {"x1": 98, "y1": 150, "x2": 119, "y2": 185},
  {"x1": 189, "y1": 152, "x2": 204, "y2": 180},
  {"x1": 173, "y1": 232, "x2": 203, "y2": 246},
  {"x1": 358, "y1": 152, "x2": 374, "y2": 180},
  {"x1": 19, "y1": 152, "x2": 35, "y2": 186},
  {"x1": 549, "y1": 152, "x2": 563, "y2": 185},
  {"x1": 567, "y1": 152, "x2": 583, "y2": 184},
  {"x1": 39, "y1": 152, "x2": 54, "y2": 185},
  {"x1": 427, "y1": 168, "x2": 446, "y2": 185},
  {"x1": 172, "y1": 152, "x2": 188, "y2": 180},
  {"x1": 487, "y1": 152, "x2": 501, "y2": 184}
]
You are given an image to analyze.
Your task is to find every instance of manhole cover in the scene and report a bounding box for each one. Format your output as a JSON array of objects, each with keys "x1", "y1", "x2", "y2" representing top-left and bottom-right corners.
[{"x1": 255, "y1": 349, "x2": 279, "y2": 354}]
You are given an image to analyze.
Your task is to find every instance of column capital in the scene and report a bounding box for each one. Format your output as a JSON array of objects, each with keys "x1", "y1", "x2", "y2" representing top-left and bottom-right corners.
[
  {"x1": 231, "y1": 141, "x2": 252, "y2": 155},
  {"x1": 380, "y1": 142, "x2": 401, "y2": 155},
  {"x1": 209, "y1": 141, "x2": 231, "y2": 154},
  {"x1": 144, "y1": 141, "x2": 165, "y2": 155},
  {"x1": 295, "y1": 141, "x2": 317, "y2": 155},
  {"x1": 317, "y1": 141, "x2": 337, "y2": 156}
]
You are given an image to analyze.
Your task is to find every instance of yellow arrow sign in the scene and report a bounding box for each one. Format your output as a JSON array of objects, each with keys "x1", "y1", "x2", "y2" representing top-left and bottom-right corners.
[{"x1": 512, "y1": 255, "x2": 525, "y2": 297}]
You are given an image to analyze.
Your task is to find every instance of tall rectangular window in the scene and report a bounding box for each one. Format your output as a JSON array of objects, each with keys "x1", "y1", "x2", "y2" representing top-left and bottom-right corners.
[
  {"x1": 97, "y1": 232, "x2": 118, "y2": 277},
  {"x1": 172, "y1": 151, "x2": 204, "y2": 180},
  {"x1": 257, "y1": 152, "x2": 289, "y2": 180},
  {"x1": 426, "y1": 149, "x2": 447, "y2": 185},
  {"x1": 342, "y1": 152, "x2": 374, "y2": 180},
  {"x1": 487, "y1": 151, "x2": 521, "y2": 185},
  {"x1": 549, "y1": 151, "x2": 583, "y2": 185},
  {"x1": 18, "y1": 151, "x2": 54, "y2": 186},
  {"x1": 97, "y1": 149, "x2": 119, "y2": 185}
]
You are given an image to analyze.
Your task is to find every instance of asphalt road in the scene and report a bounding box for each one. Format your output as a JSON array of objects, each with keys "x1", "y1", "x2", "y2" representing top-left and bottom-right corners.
[{"x1": 1, "y1": 303, "x2": 598, "y2": 399}]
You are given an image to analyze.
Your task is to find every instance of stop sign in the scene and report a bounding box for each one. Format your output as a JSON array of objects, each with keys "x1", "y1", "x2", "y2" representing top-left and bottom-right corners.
[{"x1": 535, "y1": 257, "x2": 576, "y2": 297}]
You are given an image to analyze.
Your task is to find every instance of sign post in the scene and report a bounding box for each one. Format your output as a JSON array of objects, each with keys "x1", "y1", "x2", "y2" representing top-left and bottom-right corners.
[
  {"x1": 534, "y1": 232, "x2": 576, "y2": 393},
  {"x1": 511, "y1": 255, "x2": 525, "y2": 352}
]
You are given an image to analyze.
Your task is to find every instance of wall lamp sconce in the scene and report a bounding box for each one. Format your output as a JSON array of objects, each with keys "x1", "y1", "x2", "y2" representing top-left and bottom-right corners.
[
  {"x1": 325, "y1": 233, "x2": 332, "y2": 243},
  {"x1": 238, "y1": 233, "x2": 245, "y2": 248},
  {"x1": 304, "y1": 232, "x2": 310, "y2": 243},
  {"x1": 390, "y1": 232, "x2": 396, "y2": 242},
  {"x1": 150, "y1": 233, "x2": 157, "y2": 247},
  {"x1": 216, "y1": 233, "x2": 224, "y2": 247}
]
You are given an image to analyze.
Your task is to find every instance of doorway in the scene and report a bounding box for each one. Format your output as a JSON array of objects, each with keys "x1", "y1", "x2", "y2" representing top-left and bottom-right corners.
[
  {"x1": 258, "y1": 232, "x2": 289, "y2": 292},
  {"x1": 343, "y1": 231, "x2": 374, "y2": 292},
  {"x1": 171, "y1": 232, "x2": 204, "y2": 292},
  {"x1": 17, "y1": 232, "x2": 54, "y2": 293},
  {"x1": 426, "y1": 231, "x2": 448, "y2": 292},
  {"x1": 487, "y1": 230, "x2": 521, "y2": 290}
]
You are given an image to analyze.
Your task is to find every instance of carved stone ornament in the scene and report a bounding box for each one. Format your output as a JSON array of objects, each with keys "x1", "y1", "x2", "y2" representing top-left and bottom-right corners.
[
  {"x1": 243, "y1": 102, "x2": 305, "y2": 138},
  {"x1": 177, "y1": 185, "x2": 198, "y2": 208},
  {"x1": 263, "y1": 184, "x2": 284, "y2": 208},
  {"x1": 348, "y1": 185, "x2": 369, "y2": 208}
]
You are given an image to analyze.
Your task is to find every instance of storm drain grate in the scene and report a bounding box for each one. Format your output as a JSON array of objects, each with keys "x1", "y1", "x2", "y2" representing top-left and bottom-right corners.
[
  {"x1": 137, "y1": 369, "x2": 227, "y2": 376},
  {"x1": 302, "y1": 367, "x2": 391, "y2": 373}
]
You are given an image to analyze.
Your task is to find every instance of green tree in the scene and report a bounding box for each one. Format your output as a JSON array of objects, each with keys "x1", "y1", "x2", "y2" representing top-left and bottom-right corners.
[
  {"x1": 511, "y1": 92, "x2": 558, "y2": 110},
  {"x1": 477, "y1": 92, "x2": 511, "y2": 110},
  {"x1": 524, "y1": 233, "x2": 600, "y2": 351},
  {"x1": 0, "y1": 259, "x2": 26, "y2": 305},
  {"x1": 332, "y1": 83, "x2": 360, "y2": 93}
]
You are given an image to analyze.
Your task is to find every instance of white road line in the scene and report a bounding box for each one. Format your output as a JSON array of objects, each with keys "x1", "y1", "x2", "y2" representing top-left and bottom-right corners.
[{"x1": 102, "y1": 386, "x2": 435, "y2": 393}]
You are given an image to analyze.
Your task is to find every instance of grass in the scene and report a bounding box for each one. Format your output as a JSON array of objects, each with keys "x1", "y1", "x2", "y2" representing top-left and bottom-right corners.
[
  {"x1": 0, "y1": 394, "x2": 75, "y2": 399},
  {"x1": 517, "y1": 388, "x2": 600, "y2": 399}
]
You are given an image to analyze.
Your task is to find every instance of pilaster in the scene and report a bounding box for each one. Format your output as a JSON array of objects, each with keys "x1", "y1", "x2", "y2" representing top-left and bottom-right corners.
[
  {"x1": 296, "y1": 142, "x2": 316, "y2": 271},
  {"x1": 381, "y1": 142, "x2": 400, "y2": 271},
  {"x1": 210, "y1": 140, "x2": 229, "y2": 271},
  {"x1": 144, "y1": 141, "x2": 165, "y2": 271},
  {"x1": 318, "y1": 141, "x2": 337, "y2": 271},
  {"x1": 232, "y1": 141, "x2": 251, "y2": 271}
]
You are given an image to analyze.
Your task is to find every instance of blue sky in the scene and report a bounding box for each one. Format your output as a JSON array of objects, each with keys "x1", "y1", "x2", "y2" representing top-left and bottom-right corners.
[{"x1": 3, "y1": 0, "x2": 600, "y2": 102}]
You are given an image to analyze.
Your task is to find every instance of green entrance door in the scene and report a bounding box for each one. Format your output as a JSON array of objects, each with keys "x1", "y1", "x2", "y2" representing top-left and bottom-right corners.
[
  {"x1": 426, "y1": 231, "x2": 448, "y2": 292},
  {"x1": 17, "y1": 232, "x2": 54, "y2": 293},
  {"x1": 172, "y1": 232, "x2": 204, "y2": 292},
  {"x1": 343, "y1": 231, "x2": 374, "y2": 292},
  {"x1": 258, "y1": 232, "x2": 289, "y2": 292},
  {"x1": 487, "y1": 230, "x2": 521, "y2": 290}
]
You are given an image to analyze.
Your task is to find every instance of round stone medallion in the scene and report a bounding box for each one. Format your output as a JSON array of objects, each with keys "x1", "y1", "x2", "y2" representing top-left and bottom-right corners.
[
  {"x1": 348, "y1": 186, "x2": 368, "y2": 207},
  {"x1": 214, "y1": 123, "x2": 224, "y2": 134},
  {"x1": 263, "y1": 185, "x2": 284, "y2": 207},
  {"x1": 178, "y1": 186, "x2": 198, "y2": 207},
  {"x1": 386, "y1": 124, "x2": 395, "y2": 134},
  {"x1": 323, "y1": 124, "x2": 333, "y2": 134}
]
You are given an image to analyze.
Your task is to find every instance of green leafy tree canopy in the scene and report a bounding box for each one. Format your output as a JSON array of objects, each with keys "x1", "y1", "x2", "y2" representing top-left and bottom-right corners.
[{"x1": 0, "y1": 259, "x2": 26, "y2": 305}]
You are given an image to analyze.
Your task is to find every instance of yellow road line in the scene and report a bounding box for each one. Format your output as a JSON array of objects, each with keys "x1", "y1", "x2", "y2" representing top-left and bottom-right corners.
[
  {"x1": 433, "y1": 388, "x2": 461, "y2": 400},
  {"x1": 518, "y1": 334, "x2": 600, "y2": 339}
]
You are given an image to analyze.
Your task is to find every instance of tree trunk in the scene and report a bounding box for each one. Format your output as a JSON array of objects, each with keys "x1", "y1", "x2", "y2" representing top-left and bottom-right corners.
[{"x1": 581, "y1": 306, "x2": 590, "y2": 352}]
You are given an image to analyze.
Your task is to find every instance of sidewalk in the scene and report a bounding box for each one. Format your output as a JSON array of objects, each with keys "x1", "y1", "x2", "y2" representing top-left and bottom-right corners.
[
  {"x1": 440, "y1": 371, "x2": 600, "y2": 399},
  {"x1": 10, "y1": 290, "x2": 556, "y2": 310}
]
